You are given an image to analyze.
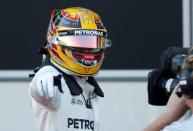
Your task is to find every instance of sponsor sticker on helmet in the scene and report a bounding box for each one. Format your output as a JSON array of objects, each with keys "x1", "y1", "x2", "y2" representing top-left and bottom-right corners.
[{"x1": 58, "y1": 30, "x2": 106, "y2": 37}]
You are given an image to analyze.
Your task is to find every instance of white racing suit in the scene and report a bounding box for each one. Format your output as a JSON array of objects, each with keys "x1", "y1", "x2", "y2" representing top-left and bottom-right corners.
[
  {"x1": 162, "y1": 114, "x2": 193, "y2": 131},
  {"x1": 29, "y1": 65, "x2": 104, "y2": 131}
]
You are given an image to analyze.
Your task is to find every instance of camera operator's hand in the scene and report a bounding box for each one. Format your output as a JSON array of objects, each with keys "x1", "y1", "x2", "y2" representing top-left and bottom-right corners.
[
  {"x1": 165, "y1": 85, "x2": 188, "y2": 116},
  {"x1": 143, "y1": 85, "x2": 189, "y2": 131}
]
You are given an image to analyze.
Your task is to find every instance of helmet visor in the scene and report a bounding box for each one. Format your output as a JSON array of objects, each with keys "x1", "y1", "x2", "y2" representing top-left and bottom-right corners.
[{"x1": 57, "y1": 35, "x2": 111, "y2": 49}]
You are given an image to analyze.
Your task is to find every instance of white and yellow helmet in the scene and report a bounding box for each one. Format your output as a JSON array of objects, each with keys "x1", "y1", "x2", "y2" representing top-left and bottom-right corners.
[{"x1": 47, "y1": 7, "x2": 111, "y2": 76}]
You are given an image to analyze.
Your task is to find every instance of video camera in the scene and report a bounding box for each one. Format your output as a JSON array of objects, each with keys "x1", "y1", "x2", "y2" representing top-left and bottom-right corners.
[{"x1": 147, "y1": 47, "x2": 188, "y2": 106}]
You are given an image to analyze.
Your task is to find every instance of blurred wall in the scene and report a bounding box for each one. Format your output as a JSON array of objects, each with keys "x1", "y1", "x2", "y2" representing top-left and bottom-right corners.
[{"x1": 0, "y1": 80, "x2": 165, "y2": 131}]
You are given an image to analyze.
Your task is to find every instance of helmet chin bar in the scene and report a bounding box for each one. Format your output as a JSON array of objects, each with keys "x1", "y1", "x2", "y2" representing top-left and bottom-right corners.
[
  {"x1": 61, "y1": 46, "x2": 103, "y2": 67},
  {"x1": 50, "y1": 59, "x2": 99, "y2": 76},
  {"x1": 75, "y1": 57, "x2": 98, "y2": 66},
  {"x1": 72, "y1": 52, "x2": 102, "y2": 66}
]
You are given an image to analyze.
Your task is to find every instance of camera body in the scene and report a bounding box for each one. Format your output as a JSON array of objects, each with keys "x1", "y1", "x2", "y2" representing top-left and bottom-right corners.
[{"x1": 147, "y1": 47, "x2": 188, "y2": 106}]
